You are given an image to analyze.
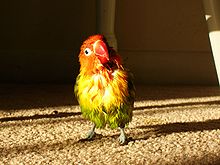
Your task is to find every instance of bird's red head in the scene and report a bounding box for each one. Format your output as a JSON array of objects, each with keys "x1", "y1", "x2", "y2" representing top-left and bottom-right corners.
[{"x1": 79, "y1": 34, "x2": 109, "y2": 69}]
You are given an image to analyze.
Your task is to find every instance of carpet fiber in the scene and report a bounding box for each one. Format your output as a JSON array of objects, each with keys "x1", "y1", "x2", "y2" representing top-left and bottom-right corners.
[{"x1": 0, "y1": 84, "x2": 220, "y2": 164}]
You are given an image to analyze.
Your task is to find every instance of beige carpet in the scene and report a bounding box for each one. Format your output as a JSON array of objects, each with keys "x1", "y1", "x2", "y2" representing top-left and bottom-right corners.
[{"x1": 0, "y1": 84, "x2": 220, "y2": 165}]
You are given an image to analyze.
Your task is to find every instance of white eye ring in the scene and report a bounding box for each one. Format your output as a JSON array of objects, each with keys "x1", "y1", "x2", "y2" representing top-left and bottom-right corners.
[{"x1": 84, "y1": 48, "x2": 92, "y2": 56}]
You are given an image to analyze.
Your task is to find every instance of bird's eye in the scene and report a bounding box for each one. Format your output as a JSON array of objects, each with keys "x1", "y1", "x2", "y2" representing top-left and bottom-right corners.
[{"x1": 84, "y1": 48, "x2": 92, "y2": 56}]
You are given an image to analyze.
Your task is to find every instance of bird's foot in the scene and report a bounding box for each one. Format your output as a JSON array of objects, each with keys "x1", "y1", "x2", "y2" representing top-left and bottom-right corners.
[
  {"x1": 86, "y1": 130, "x2": 96, "y2": 140},
  {"x1": 118, "y1": 127, "x2": 127, "y2": 145},
  {"x1": 86, "y1": 123, "x2": 96, "y2": 140}
]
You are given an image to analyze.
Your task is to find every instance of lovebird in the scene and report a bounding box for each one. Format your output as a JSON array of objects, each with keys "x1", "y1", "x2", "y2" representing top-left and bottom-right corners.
[{"x1": 74, "y1": 34, "x2": 135, "y2": 144}]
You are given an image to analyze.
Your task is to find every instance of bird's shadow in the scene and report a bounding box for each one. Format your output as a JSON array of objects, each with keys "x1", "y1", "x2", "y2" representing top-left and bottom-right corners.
[
  {"x1": 78, "y1": 133, "x2": 104, "y2": 142},
  {"x1": 130, "y1": 118, "x2": 220, "y2": 142}
]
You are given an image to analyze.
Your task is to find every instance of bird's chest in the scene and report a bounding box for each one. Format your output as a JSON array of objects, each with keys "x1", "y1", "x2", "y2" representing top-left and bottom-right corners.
[
  {"x1": 77, "y1": 70, "x2": 128, "y2": 110},
  {"x1": 81, "y1": 74, "x2": 112, "y2": 103}
]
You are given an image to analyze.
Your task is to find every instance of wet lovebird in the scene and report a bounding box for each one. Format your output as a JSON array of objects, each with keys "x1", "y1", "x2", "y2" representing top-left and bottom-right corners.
[{"x1": 74, "y1": 34, "x2": 135, "y2": 144}]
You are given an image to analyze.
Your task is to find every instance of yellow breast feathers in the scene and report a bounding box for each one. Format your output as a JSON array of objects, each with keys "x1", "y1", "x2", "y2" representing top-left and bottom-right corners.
[{"x1": 76, "y1": 69, "x2": 129, "y2": 112}]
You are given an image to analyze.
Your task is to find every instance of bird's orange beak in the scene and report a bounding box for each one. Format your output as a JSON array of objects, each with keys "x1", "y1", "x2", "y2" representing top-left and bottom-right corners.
[{"x1": 93, "y1": 40, "x2": 109, "y2": 64}]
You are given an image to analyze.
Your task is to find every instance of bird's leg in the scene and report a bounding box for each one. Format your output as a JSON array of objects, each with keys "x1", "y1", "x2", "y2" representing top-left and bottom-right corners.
[
  {"x1": 86, "y1": 123, "x2": 96, "y2": 140},
  {"x1": 118, "y1": 126, "x2": 127, "y2": 144}
]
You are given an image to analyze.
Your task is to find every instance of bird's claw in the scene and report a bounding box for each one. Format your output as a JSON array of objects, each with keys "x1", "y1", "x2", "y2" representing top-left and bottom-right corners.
[
  {"x1": 118, "y1": 127, "x2": 127, "y2": 145},
  {"x1": 86, "y1": 130, "x2": 96, "y2": 140},
  {"x1": 85, "y1": 123, "x2": 96, "y2": 140},
  {"x1": 118, "y1": 133, "x2": 127, "y2": 145}
]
